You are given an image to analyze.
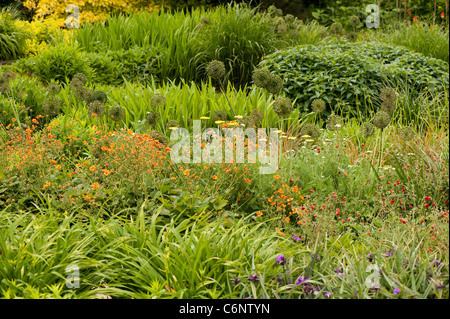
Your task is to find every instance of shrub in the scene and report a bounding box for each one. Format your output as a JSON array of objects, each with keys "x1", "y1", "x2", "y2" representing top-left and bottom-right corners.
[
  {"x1": 259, "y1": 41, "x2": 449, "y2": 117},
  {"x1": 17, "y1": 43, "x2": 91, "y2": 84}
]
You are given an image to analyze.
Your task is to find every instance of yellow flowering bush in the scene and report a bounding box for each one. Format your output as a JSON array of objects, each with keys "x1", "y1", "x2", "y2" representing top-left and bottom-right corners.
[
  {"x1": 13, "y1": 17, "x2": 70, "y2": 56},
  {"x1": 23, "y1": 0, "x2": 160, "y2": 24}
]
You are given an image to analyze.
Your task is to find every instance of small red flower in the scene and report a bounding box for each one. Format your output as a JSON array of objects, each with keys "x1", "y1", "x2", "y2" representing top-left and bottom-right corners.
[
  {"x1": 413, "y1": 16, "x2": 418, "y2": 22},
  {"x1": 408, "y1": 8, "x2": 412, "y2": 14},
  {"x1": 441, "y1": 12, "x2": 445, "y2": 19}
]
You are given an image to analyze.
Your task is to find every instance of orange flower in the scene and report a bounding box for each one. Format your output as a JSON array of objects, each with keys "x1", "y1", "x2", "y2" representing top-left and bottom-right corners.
[
  {"x1": 42, "y1": 182, "x2": 51, "y2": 190},
  {"x1": 273, "y1": 175, "x2": 280, "y2": 179},
  {"x1": 103, "y1": 169, "x2": 111, "y2": 176},
  {"x1": 50, "y1": 159, "x2": 57, "y2": 165},
  {"x1": 56, "y1": 165, "x2": 62, "y2": 170},
  {"x1": 92, "y1": 182, "x2": 100, "y2": 190},
  {"x1": 256, "y1": 212, "x2": 263, "y2": 217},
  {"x1": 89, "y1": 166, "x2": 96, "y2": 172},
  {"x1": 212, "y1": 175, "x2": 218, "y2": 180},
  {"x1": 413, "y1": 16, "x2": 418, "y2": 22},
  {"x1": 183, "y1": 169, "x2": 190, "y2": 176}
]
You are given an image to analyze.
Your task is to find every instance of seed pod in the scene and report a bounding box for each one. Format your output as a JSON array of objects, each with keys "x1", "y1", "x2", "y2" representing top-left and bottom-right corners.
[
  {"x1": 206, "y1": 60, "x2": 226, "y2": 80},
  {"x1": 109, "y1": 105, "x2": 125, "y2": 122},
  {"x1": 311, "y1": 98, "x2": 326, "y2": 113},
  {"x1": 372, "y1": 110, "x2": 391, "y2": 129},
  {"x1": 361, "y1": 122, "x2": 375, "y2": 138}
]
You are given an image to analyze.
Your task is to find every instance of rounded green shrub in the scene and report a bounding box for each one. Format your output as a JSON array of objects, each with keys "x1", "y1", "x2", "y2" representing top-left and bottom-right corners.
[{"x1": 259, "y1": 41, "x2": 449, "y2": 117}]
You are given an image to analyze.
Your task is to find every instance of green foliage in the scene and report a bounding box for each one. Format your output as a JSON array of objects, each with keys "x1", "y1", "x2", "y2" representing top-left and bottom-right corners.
[
  {"x1": 16, "y1": 43, "x2": 91, "y2": 84},
  {"x1": 259, "y1": 41, "x2": 449, "y2": 117},
  {"x1": 0, "y1": 13, "x2": 27, "y2": 60}
]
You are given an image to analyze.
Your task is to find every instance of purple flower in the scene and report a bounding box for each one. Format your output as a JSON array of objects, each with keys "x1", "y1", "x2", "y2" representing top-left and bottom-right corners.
[
  {"x1": 276, "y1": 254, "x2": 286, "y2": 265},
  {"x1": 385, "y1": 250, "x2": 393, "y2": 257},
  {"x1": 432, "y1": 259, "x2": 442, "y2": 267},
  {"x1": 367, "y1": 253, "x2": 374, "y2": 262},
  {"x1": 248, "y1": 274, "x2": 259, "y2": 282},
  {"x1": 354, "y1": 291, "x2": 358, "y2": 296},
  {"x1": 232, "y1": 277, "x2": 240, "y2": 285},
  {"x1": 292, "y1": 235, "x2": 301, "y2": 242},
  {"x1": 324, "y1": 292, "x2": 332, "y2": 298},
  {"x1": 277, "y1": 276, "x2": 283, "y2": 284},
  {"x1": 335, "y1": 268, "x2": 344, "y2": 276},
  {"x1": 295, "y1": 277, "x2": 308, "y2": 285},
  {"x1": 394, "y1": 288, "x2": 400, "y2": 294}
]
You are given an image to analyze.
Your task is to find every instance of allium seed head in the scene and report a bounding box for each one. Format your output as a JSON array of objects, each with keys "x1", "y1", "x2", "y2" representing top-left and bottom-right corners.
[
  {"x1": 373, "y1": 110, "x2": 391, "y2": 129},
  {"x1": 109, "y1": 105, "x2": 125, "y2": 122},
  {"x1": 361, "y1": 122, "x2": 375, "y2": 138},
  {"x1": 88, "y1": 100, "x2": 105, "y2": 117},
  {"x1": 311, "y1": 98, "x2": 326, "y2": 113},
  {"x1": 265, "y1": 74, "x2": 283, "y2": 95},
  {"x1": 326, "y1": 114, "x2": 344, "y2": 131},
  {"x1": 273, "y1": 97, "x2": 292, "y2": 117},
  {"x1": 42, "y1": 97, "x2": 61, "y2": 117},
  {"x1": 150, "y1": 93, "x2": 166, "y2": 107},
  {"x1": 206, "y1": 60, "x2": 226, "y2": 80}
]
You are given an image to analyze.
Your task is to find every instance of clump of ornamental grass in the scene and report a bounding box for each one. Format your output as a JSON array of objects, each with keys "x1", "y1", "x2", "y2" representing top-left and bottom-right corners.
[
  {"x1": 273, "y1": 97, "x2": 292, "y2": 117},
  {"x1": 361, "y1": 122, "x2": 375, "y2": 138},
  {"x1": 311, "y1": 98, "x2": 326, "y2": 113},
  {"x1": 109, "y1": 105, "x2": 125, "y2": 122},
  {"x1": 326, "y1": 114, "x2": 343, "y2": 131},
  {"x1": 42, "y1": 97, "x2": 61, "y2": 117},
  {"x1": 146, "y1": 110, "x2": 160, "y2": 127},
  {"x1": 88, "y1": 100, "x2": 105, "y2": 117},
  {"x1": 206, "y1": 60, "x2": 226, "y2": 80},
  {"x1": 151, "y1": 93, "x2": 166, "y2": 107}
]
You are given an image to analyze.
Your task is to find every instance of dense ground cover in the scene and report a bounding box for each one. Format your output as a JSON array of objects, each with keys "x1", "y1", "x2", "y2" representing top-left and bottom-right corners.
[{"x1": 0, "y1": 2, "x2": 448, "y2": 299}]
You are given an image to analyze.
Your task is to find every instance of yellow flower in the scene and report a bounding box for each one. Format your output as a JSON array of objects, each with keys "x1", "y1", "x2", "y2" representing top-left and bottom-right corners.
[
  {"x1": 200, "y1": 117, "x2": 210, "y2": 120},
  {"x1": 301, "y1": 134, "x2": 311, "y2": 138},
  {"x1": 215, "y1": 120, "x2": 225, "y2": 124},
  {"x1": 288, "y1": 137, "x2": 296, "y2": 140}
]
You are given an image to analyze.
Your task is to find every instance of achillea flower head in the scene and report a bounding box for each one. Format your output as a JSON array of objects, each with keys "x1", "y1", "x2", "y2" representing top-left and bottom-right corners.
[
  {"x1": 109, "y1": 105, "x2": 125, "y2": 121},
  {"x1": 146, "y1": 111, "x2": 160, "y2": 126},
  {"x1": 151, "y1": 93, "x2": 166, "y2": 107},
  {"x1": 47, "y1": 82, "x2": 61, "y2": 95},
  {"x1": 42, "y1": 97, "x2": 61, "y2": 117},
  {"x1": 373, "y1": 110, "x2": 391, "y2": 129},
  {"x1": 311, "y1": 98, "x2": 326, "y2": 113},
  {"x1": 361, "y1": 122, "x2": 375, "y2": 138},
  {"x1": 326, "y1": 114, "x2": 344, "y2": 131},
  {"x1": 300, "y1": 123, "x2": 320, "y2": 141},
  {"x1": 399, "y1": 126, "x2": 414, "y2": 141},
  {"x1": 252, "y1": 68, "x2": 272, "y2": 89},
  {"x1": 265, "y1": 74, "x2": 283, "y2": 95},
  {"x1": 206, "y1": 60, "x2": 226, "y2": 80},
  {"x1": 88, "y1": 100, "x2": 105, "y2": 117},
  {"x1": 166, "y1": 119, "x2": 179, "y2": 130},
  {"x1": 273, "y1": 97, "x2": 292, "y2": 117},
  {"x1": 72, "y1": 73, "x2": 87, "y2": 86},
  {"x1": 213, "y1": 110, "x2": 227, "y2": 122}
]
